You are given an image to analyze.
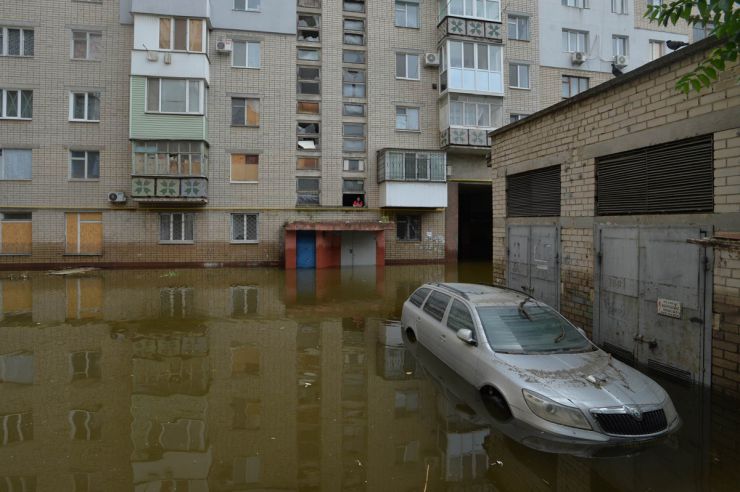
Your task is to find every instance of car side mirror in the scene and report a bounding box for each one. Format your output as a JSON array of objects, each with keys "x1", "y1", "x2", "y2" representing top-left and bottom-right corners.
[{"x1": 456, "y1": 329, "x2": 477, "y2": 346}]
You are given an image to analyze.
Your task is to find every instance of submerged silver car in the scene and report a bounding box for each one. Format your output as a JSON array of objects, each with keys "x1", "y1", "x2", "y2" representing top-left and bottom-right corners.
[{"x1": 401, "y1": 282, "x2": 681, "y2": 444}]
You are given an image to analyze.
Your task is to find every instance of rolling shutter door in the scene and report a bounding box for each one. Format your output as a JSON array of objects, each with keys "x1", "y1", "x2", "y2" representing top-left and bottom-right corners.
[{"x1": 506, "y1": 165, "x2": 561, "y2": 217}]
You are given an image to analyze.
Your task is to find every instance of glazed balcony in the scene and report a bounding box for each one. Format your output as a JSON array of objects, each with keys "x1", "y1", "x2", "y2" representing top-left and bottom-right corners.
[
  {"x1": 438, "y1": 93, "x2": 502, "y2": 152},
  {"x1": 131, "y1": 141, "x2": 208, "y2": 205},
  {"x1": 377, "y1": 149, "x2": 447, "y2": 209}
]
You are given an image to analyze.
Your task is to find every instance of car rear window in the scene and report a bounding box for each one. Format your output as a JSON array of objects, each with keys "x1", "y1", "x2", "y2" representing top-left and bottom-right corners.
[
  {"x1": 447, "y1": 299, "x2": 475, "y2": 333},
  {"x1": 409, "y1": 288, "x2": 430, "y2": 307},
  {"x1": 423, "y1": 291, "x2": 451, "y2": 322}
]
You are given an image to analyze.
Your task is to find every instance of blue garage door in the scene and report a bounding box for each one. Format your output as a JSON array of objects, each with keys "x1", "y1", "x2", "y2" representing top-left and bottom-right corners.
[{"x1": 296, "y1": 231, "x2": 316, "y2": 269}]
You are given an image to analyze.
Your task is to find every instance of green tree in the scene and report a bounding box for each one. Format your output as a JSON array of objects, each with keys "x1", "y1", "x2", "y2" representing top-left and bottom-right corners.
[{"x1": 645, "y1": 0, "x2": 739, "y2": 93}]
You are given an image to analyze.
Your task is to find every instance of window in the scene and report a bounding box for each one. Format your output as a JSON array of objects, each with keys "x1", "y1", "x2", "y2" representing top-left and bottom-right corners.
[
  {"x1": 647, "y1": 0, "x2": 662, "y2": 5},
  {"x1": 1, "y1": 89, "x2": 32, "y2": 119},
  {"x1": 343, "y1": 123, "x2": 366, "y2": 152},
  {"x1": 693, "y1": 22, "x2": 714, "y2": 41},
  {"x1": 133, "y1": 141, "x2": 207, "y2": 176},
  {"x1": 160, "y1": 213, "x2": 195, "y2": 243},
  {"x1": 0, "y1": 149, "x2": 31, "y2": 180},
  {"x1": 343, "y1": 18, "x2": 365, "y2": 45},
  {"x1": 342, "y1": 179, "x2": 365, "y2": 207},
  {"x1": 234, "y1": 0, "x2": 261, "y2": 11},
  {"x1": 562, "y1": 29, "x2": 588, "y2": 53},
  {"x1": 0, "y1": 27, "x2": 34, "y2": 56},
  {"x1": 343, "y1": 103, "x2": 365, "y2": 116},
  {"x1": 297, "y1": 157, "x2": 319, "y2": 169},
  {"x1": 447, "y1": 299, "x2": 475, "y2": 333},
  {"x1": 343, "y1": 69, "x2": 366, "y2": 98},
  {"x1": 298, "y1": 48, "x2": 320, "y2": 61},
  {"x1": 649, "y1": 40, "x2": 665, "y2": 60},
  {"x1": 231, "y1": 98, "x2": 260, "y2": 126},
  {"x1": 231, "y1": 154, "x2": 259, "y2": 182},
  {"x1": 298, "y1": 0, "x2": 322, "y2": 7},
  {"x1": 396, "y1": 106, "x2": 420, "y2": 131},
  {"x1": 395, "y1": 1, "x2": 419, "y2": 28},
  {"x1": 297, "y1": 122, "x2": 320, "y2": 150},
  {"x1": 450, "y1": 100, "x2": 496, "y2": 128},
  {"x1": 297, "y1": 66, "x2": 320, "y2": 95},
  {"x1": 562, "y1": 0, "x2": 587, "y2": 8},
  {"x1": 343, "y1": 50, "x2": 366, "y2": 64},
  {"x1": 146, "y1": 78, "x2": 203, "y2": 114},
  {"x1": 381, "y1": 151, "x2": 446, "y2": 181},
  {"x1": 423, "y1": 290, "x2": 450, "y2": 321},
  {"x1": 232, "y1": 40, "x2": 261, "y2": 68},
  {"x1": 296, "y1": 178, "x2": 320, "y2": 205},
  {"x1": 444, "y1": 0, "x2": 501, "y2": 21},
  {"x1": 507, "y1": 15, "x2": 529, "y2": 40},
  {"x1": 297, "y1": 101, "x2": 320, "y2": 114},
  {"x1": 510, "y1": 113, "x2": 528, "y2": 123},
  {"x1": 509, "y1": 63, "x2": 529, "y2": 88},
  {"x1": 409, "y1": 287, "x2": 430, "y2": 307},
  {"x1": 442, "y1": 41, "x2": 504, "y2": 93},
  {"x1": 343, "y1": 158, "x2": 364, "y2": 171},
  {"x1": 611, "y1": 0, "x2": 627, "y2": 14},
  {"x1": 71, "y1": 31, "x2": 102, "y2": 60},
  {"x1": 231, "y1": 213, "x2": 258, "y2": 243},
  {"x1": 1, "y1": 412, "x2": 33, "y2": 445},
  {"x1": 396, "y1": 53, "x2": 420, "y2": 80},
  {"x1": 69, "y1": 410, "x2": 101, "y2": 441},
  {"x1": 69, "y1": 151, "x2": 99, "y2": 180},
  {"x1": 562, "y1": 75, "x2": 589, "y2": 98},
  {"x1": 69, "y1": 92, "x2": 100, "y2": 121},
  {"x1": 159, "y1": 18, "x2": 205, "y2": 52},
  {"x1": 65, "y1": 212, "x2": 103, "y2": 255},
  {"x1": 297, "y1": 15, "x2": 320, "y2": 43},
  {"x1": 0, "y1": 213, "x2": 32, "y2": 255},
  {"x1": 612, "y1": 35, "x2": 628, "y2": 56},
  {"x1": 344, "y1": 0, "x2": 365, "y2": 12},
  {"x1": 70, "y1": 351, "x2": 101, "y2": 380},
  {"x1": 397, "y1": 215, "x2": 421, "y2": 242}
]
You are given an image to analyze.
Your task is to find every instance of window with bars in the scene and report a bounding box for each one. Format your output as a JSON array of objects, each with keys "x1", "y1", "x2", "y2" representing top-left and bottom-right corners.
[
  {"x1": 1, "y1": 89, "x2": 32, "y2": 119},
  {"x1": 231, "y1": 213, "x2": 258, "y2": 243},
  {"x1": 232, "y1": 40, "x2": 261, "y2": 68},
  {"x1": 343, "y1": 69, "x2": 366, "y2": 97},
  {"x1": 231, "y1": 97, "x2": 260, "y2": 126},
  {"x1": 69, "y1": 151, "x2": 100, "y2": 180},
  {"x1": 160, "y1": 213, "x2": 195, "y2": 243},
  {"x1": 0, "y1": 27, "x2": 34, "y2": 56},
  {"x1": 297, "y1": 14, "x2": 320, "y2": 42},
  {"x1": 72, "y1": 31, "x2": 102, "y2": 60},
  {"x1": 297, "y1": 178, "x2": 320, "y2": 205},
  {"x1": 396, "y1": 215, "x2": 421, "y2": 241}
]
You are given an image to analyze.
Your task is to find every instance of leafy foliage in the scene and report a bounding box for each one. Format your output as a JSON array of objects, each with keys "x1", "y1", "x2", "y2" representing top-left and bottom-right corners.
[{"x1": 645, "y1": 0, "x2": 739, "y2": 93}]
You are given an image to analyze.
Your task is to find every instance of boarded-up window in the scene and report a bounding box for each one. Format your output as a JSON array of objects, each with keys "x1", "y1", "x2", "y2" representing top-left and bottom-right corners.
[
  {"x1": 596, "y1": 135, "x2": 714, "y2": 215},
  {"x1": 159, "y1": 18, "x2": 171, "y2": 49},
  {"x1": 65, "y1": 212, "x2": 102, "y2": 255},
  {"x1": 0, "y1": 212, "x2": 31, "y2": 255},
  {"x1": 231, "y1": 98, "x2": 260, "y2": 126},
  {"x1": 297, "y1": 101, "x2": 320, "y2": 114},
  {"x1": 506, "y1": 165, "x2": 561, "y2": 217},
  {"x1": 231, "y1": 154, "x2": 259, "y2": 182},
  {"x1": 66, "y1": 277, "x2": 103, "y2": 320},
  {"x1": 231, "y1": 345, "x2": 259, "y2": 375},
  {"x1": 297, "y1": 157, "x2": 319, "y2": 170}
]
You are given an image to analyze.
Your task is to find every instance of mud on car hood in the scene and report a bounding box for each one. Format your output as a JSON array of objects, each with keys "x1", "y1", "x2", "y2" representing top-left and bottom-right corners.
[{"x1": 495, "y1": 350, "x2": 667, "y2": 409}]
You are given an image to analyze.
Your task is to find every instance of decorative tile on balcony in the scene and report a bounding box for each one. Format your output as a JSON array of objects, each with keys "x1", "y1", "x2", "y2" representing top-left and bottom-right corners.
[
  {"x1": 440, "y1": 128, "x2": 450, "y2": 148},
  {"x1": 485, "y1": 23, "x2": 501, "y2": 39},
  {"x1": 181, "y1": 178, "x2": 208, "y2": 198},
  {"x1": 469, "y1": 129, "x2": 488, "y2": 146},
  {"x1": 438, "y1": 16, "x2": 502, "y2": 43},
  {"x1": 450, "y1": 128, "x2": 469, "y2": 145},
  {"x1": 156, "y1": 178, "x2": 180, "y2": 197},
  {"x1": 132, "y1": 178, "x2": 155, "y2": 197},
  {"x1": 466, "y1": 20, "x2": 484, "y2": 37},
  {"x1": 448, "y1": 17, "x2": 466, "y2": 35}
]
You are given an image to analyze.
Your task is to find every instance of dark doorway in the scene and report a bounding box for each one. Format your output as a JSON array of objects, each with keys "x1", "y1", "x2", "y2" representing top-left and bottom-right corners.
[{"x1": 458, "y1": 183, "x2": 492, "y2": 260}]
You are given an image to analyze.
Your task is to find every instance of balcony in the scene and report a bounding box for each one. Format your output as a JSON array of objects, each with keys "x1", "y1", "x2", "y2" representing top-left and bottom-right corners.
[
  {"x1": 131, "y1": 176, "x2": 208, "y2": 205},
  {"x1": 440, "y1": 127, "x2": 490, "y2": 150},
  {"x1": 131, "y1": 141, "x2": 209, "y2": 205},
  {"x1": 131, "y1": 0, "x2": 211, "y2": 19},
  {"x1": 377, "y1": 149, "x2": 447, "y2": 208},
  {"x1": 438, "y1": 93, "x2": 501, "y2": 152},
  {"x1": 131, "y1": 50, "x2": 210, "y2": 83},
  {"x1": 437, "y1": 16, "x2": 502, "y2": 44}
]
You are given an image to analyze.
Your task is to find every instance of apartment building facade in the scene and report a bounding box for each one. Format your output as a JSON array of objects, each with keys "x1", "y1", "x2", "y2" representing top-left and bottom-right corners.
[{"x1": 0, "y1": 0, "x2": 690, "y2": 269}]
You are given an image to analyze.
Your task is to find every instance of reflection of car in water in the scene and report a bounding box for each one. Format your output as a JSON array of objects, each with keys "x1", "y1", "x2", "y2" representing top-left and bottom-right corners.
[{"x1": 401, "y1": 283, "x2": 680, "y2": 450}]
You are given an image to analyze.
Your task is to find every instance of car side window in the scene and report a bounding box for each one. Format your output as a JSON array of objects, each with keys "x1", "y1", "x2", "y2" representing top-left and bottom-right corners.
[
  {"x1": 409, "y1": 287, "x2": 430, "y2": 307},
  {"x1": 423, "y1": 291, "x2": 451, "y2": 322},
  {"x1": 447, "y1": 299, "x2": 475, "y2": 335}
]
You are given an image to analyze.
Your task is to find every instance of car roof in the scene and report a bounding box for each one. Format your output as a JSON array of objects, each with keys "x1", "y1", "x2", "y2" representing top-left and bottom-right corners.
[{"x1": 424, "y1": 282, "x2": 533, "y2": 307}]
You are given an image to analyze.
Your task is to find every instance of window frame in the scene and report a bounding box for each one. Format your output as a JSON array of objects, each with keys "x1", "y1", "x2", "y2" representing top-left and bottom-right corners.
[
  {"x1": 146, "y1": 78, "x2": 204, "y2": 115},
  {"x1": 231, "y1": 40, "x2": 261, "y2": 69},
  {"x1": 396, "y1": 214, "x2": 422, "y2": 242},
  {"x1": 343, "y1": 68, "x2": 366, "y2": 98},
  {"x1": 449, "y1": 100, "x2": 496, "y2": 129},
  {"x1": 343, "y1": 158, "x2": 365, "y2": 171},
  {"x1": 612, "y1": 35, "x2": 628, "y2": 56},
  {"x1": 65, "y1": 212, "x2": 103, "y2": 255},
  {"x1": 230, "y1": 154, "x2": 260, "y2": 183},
  {"x1": 0, "y1": 27, "x2": 34, "y2": 57},
  {"x1": 231, "y1": 97, "x2": 260, "y2": 127},
  {"x1": 342, "y1": 122, "x2": 366, "y2": 153},
  {"x1": 343, "y1": 18, "x2": 365, "y2": 46},
  {"x1": 0, "y1": 148, "x2": 32, "y2": 180},
  {"x1": 158, "y1": 17, "x2": 206, "y2": 53},
  {"x1": 444, "y1": 0, "x2": 501, "y2": 22},
  {"x1": 562, "y1": 29, "x2": 588, "y2": 53},
  {"x1": 71, "y1": 30, "x2": 102, "y2": 60},
  {"x1": 395, "y1": 106, "x2": 420, "y2": 131},
  {"x1": 69, "y1": 150, "x2": 100, "y2": 181},
  {"x1": 0, "y1": 211, "x2": 32, "y2": 255},
  {"x1": 159, "y1": 212, "x2": 195, "y2": 244},
  {"x1": 69, "y1": 92, "x2": 101, "y2": 122},
  {"x1": 297, "y1": 65, "x2": 321, "y2": 95},
  {"x1": 562, "y1": 0, "x2": 588, "y2": 8},
  {"x1": 611, "y1": 0, "x2": 627, "y2": 14},
  {"x1": 509, "y1": 113, "x2": 528, "y2": 123},
  {"x1": 343, "y1": 0, "x2": 365, "y2": 13},
  {"x1": 297, "y1": 47, "x2": 321, "y2": 62},
  {"x1": 507, "y1": 15, "x2": 530, "y2": 41},
  {"x1": 296, "y1": 177, "x2": 321, "y2": 205},
  {"x1": 395, "y1": 0, "x2": 420, "y2": 29},
  {"x1": 230, "y1": 213, "x2": 259, "y2": 244},
  {"x1": 561, "y1": 75, "x2": 589, "y2": 98},
  {"x1": 297, "y1": 14, "x2": 321, "y2": 43},
  {"x1": 649, "y1": 39, "x2": 666, "y2": 60},
  {"x1": 396, "y1": 52, "x2": 420, "y2": 80},
  {"x1": 508, "y1": 63, "x2": 530, "y2": 89},
  {"x1": 233, "y1": 0, "x2": 261, "y2": 12},
  {"x1": 0, "y1": 89, "x2": 33, "y2": 120},
  {"x1": 442, "y1": 40, "x2": 504, "y2": 94}
]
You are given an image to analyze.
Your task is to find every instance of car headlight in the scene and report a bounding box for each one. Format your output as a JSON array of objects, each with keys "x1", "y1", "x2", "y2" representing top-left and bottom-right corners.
[{"x1": 522, "y1": 389, "x2": 592, "y2": 430}]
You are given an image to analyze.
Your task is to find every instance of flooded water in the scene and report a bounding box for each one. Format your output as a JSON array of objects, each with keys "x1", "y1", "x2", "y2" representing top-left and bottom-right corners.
[{"x1": 0, "y1": 263, "x2": 738, "y2": 492}]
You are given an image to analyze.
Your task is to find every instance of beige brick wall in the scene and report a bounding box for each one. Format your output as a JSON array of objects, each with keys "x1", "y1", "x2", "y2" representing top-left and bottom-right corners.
[{"x1": 633, "y1": 0, "x2": 691, "y2": 34}]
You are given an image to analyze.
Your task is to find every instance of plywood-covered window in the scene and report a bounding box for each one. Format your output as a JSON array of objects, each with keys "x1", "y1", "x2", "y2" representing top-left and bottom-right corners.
[
  {"x1": 231, "y1": 97, "x2": 260, "y2": 126},
  {"x1": 231, "y1": 154, "x2": 259, "y2": 182},
  {"x1": 66, "y1": 277, "x2": 103, "y2": 320},
  {"x1": 0, "y1": 212, "x2": 31, "y2": 255},
  {"x1": 65, "y1": 212, "x2": 102, "y2": 255}
]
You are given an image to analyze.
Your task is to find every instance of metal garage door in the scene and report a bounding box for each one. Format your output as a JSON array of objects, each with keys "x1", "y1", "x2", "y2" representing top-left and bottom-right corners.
[
  {"x1": 595, "y1": 225, "x2": 711, "y2": 384},
  {"x1": 507, "y1": 225, "x2": 559, "y2": 308}
]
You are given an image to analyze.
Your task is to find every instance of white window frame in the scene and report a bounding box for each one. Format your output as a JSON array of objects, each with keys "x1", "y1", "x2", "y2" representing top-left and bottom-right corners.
[
  {"x1": 230, "y1": 213, "x2": 259, "y2": 244},
  {"x1": 343, "y1": 158, "x2": 365, "y2": 171},
  {"x1": 396, "y1": 53, "x2": 420, "y2": 80},
  {"x1": 234, "y1": 0, "x2": 261, "y2": 11},
  {"x1": 507, "y1": 15, "x2": 529, "y2": 41},
  {"x1": 444, "y1": 40, "x2": 504, "y2": 94},
  {"x1": 562, "y1": 0, "x2": 587, "y2": 8},
  {"x1": 159, "y1": 213, "x2": 195, "y2": 244},
  {"x1": 395, "y1": 0, "x2": 420, "y2": 28},
  {"x1": 611, "y1": 0, "x2": 627, "y2": 14},
  {"x1": 146, "y1": 79, "x2": 204, "y2": 115},
  {"x1": 232, "y1": 40, "x2": 261, "y2": 69},
  {"x1": 69, "y1": 92, "x2": 100, "y2": 122},
  {"x1": 395, "y1": 106, "x2": 420, "y2": 131},
  {"x1": 647, "y1": 0, "x2": 663, "y2": 6},
  {"x1": 649, "y1": 39, "x2": 665, "y2": 60},
  {"x1": 69, "y1": 150, "x2": 100, "y2": 180},
  {"x1": 510, "y1": 113, "x2": 528, "y2": 123},
  {"x1": 509, "y1": 63, "x2": 529, "y2": 89},
  {"x1": 0, "y1": 149, "x2": 32, "y2": 180},
  {"x1": 562, "y1": 29, "x2": 588, "y2": 53},
  {"x1": 1, "y1": 89, "x2": 32, "y2": 119},
  {"x1": 449, "y1": 101, "x2": 495, "y2": 129},
  {"x1": 71, "y1": 30, "x2": 102, "y2": 60},
  {"x1": 562, "y1": 75, "x2": 589, "y2": 98},
  {"x1": 445, "y1": 0, "x2": 501, "y2": 22},
  {"x1": 158, "y1": 17, "x2": 206, "y2": 53},
  {"x1": 612, "y1": 35, "x2": 628, "y2": 56},
  {"x1": 0, "y1": 27, "x2": 34, "y2": 57}
]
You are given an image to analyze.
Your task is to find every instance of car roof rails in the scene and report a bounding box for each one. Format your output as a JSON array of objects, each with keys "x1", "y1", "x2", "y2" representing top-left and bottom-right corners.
[{"x1": 429, "y1": 282, "x2": 532, "y2": 301}]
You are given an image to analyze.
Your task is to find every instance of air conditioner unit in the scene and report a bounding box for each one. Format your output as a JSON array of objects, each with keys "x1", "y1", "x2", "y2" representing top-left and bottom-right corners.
[
  {"x1": 163, "y1": 53, "x2": 172, "y2": 64},
  {"x1": 424, "y1": 52, "x2": 440, "y2": 67},
  {"x1": 108, "y1": 191, "x2": 126, "y2": 203},
  {"x1": 613, "y1": 54, "x2": 629, "y2": 68},
  {"x1": 216, "y1": 39, "x2": 233, "y2": 54},
  {"x1": 571, "y1": 51, "x2": 586, "y2": 65}
]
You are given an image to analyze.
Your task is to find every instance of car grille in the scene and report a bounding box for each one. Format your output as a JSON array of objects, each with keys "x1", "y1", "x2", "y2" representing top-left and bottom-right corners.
[{"x1": 593, "y1": 409, "x2": 667, "y2": 436}]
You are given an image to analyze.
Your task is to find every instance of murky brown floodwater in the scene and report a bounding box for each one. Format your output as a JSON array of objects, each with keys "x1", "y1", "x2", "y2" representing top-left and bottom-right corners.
[{"x1": 0, "y1": 263, "x2": 738, "y2": 492}]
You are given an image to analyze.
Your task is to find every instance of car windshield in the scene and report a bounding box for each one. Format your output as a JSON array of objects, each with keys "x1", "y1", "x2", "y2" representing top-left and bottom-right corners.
[{"x1": 475, "y1": 304, "x2": 593, "y2": 354}]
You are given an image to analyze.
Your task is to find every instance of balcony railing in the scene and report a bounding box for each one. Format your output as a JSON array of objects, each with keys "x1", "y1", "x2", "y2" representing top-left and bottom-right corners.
[
  {"x1": 131, "y1": 176, "x2": 208, "y2": 204},
  {"x1": 437, "y1": 15, "x2": 502, "y2": 44},
  {"x1": 440, "y1": 127, "x2": 491, "y2": 149}
]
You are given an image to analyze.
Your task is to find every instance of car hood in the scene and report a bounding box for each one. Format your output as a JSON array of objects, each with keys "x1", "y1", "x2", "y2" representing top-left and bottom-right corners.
[{"x1": 494, "y1": 350, "x2": 666, "y2": 408}]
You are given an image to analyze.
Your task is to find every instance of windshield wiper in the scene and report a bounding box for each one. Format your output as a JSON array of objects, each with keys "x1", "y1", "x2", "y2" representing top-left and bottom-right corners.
[{"x1": 517, "y1": 296, "x2": 532, "y2": 320}]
